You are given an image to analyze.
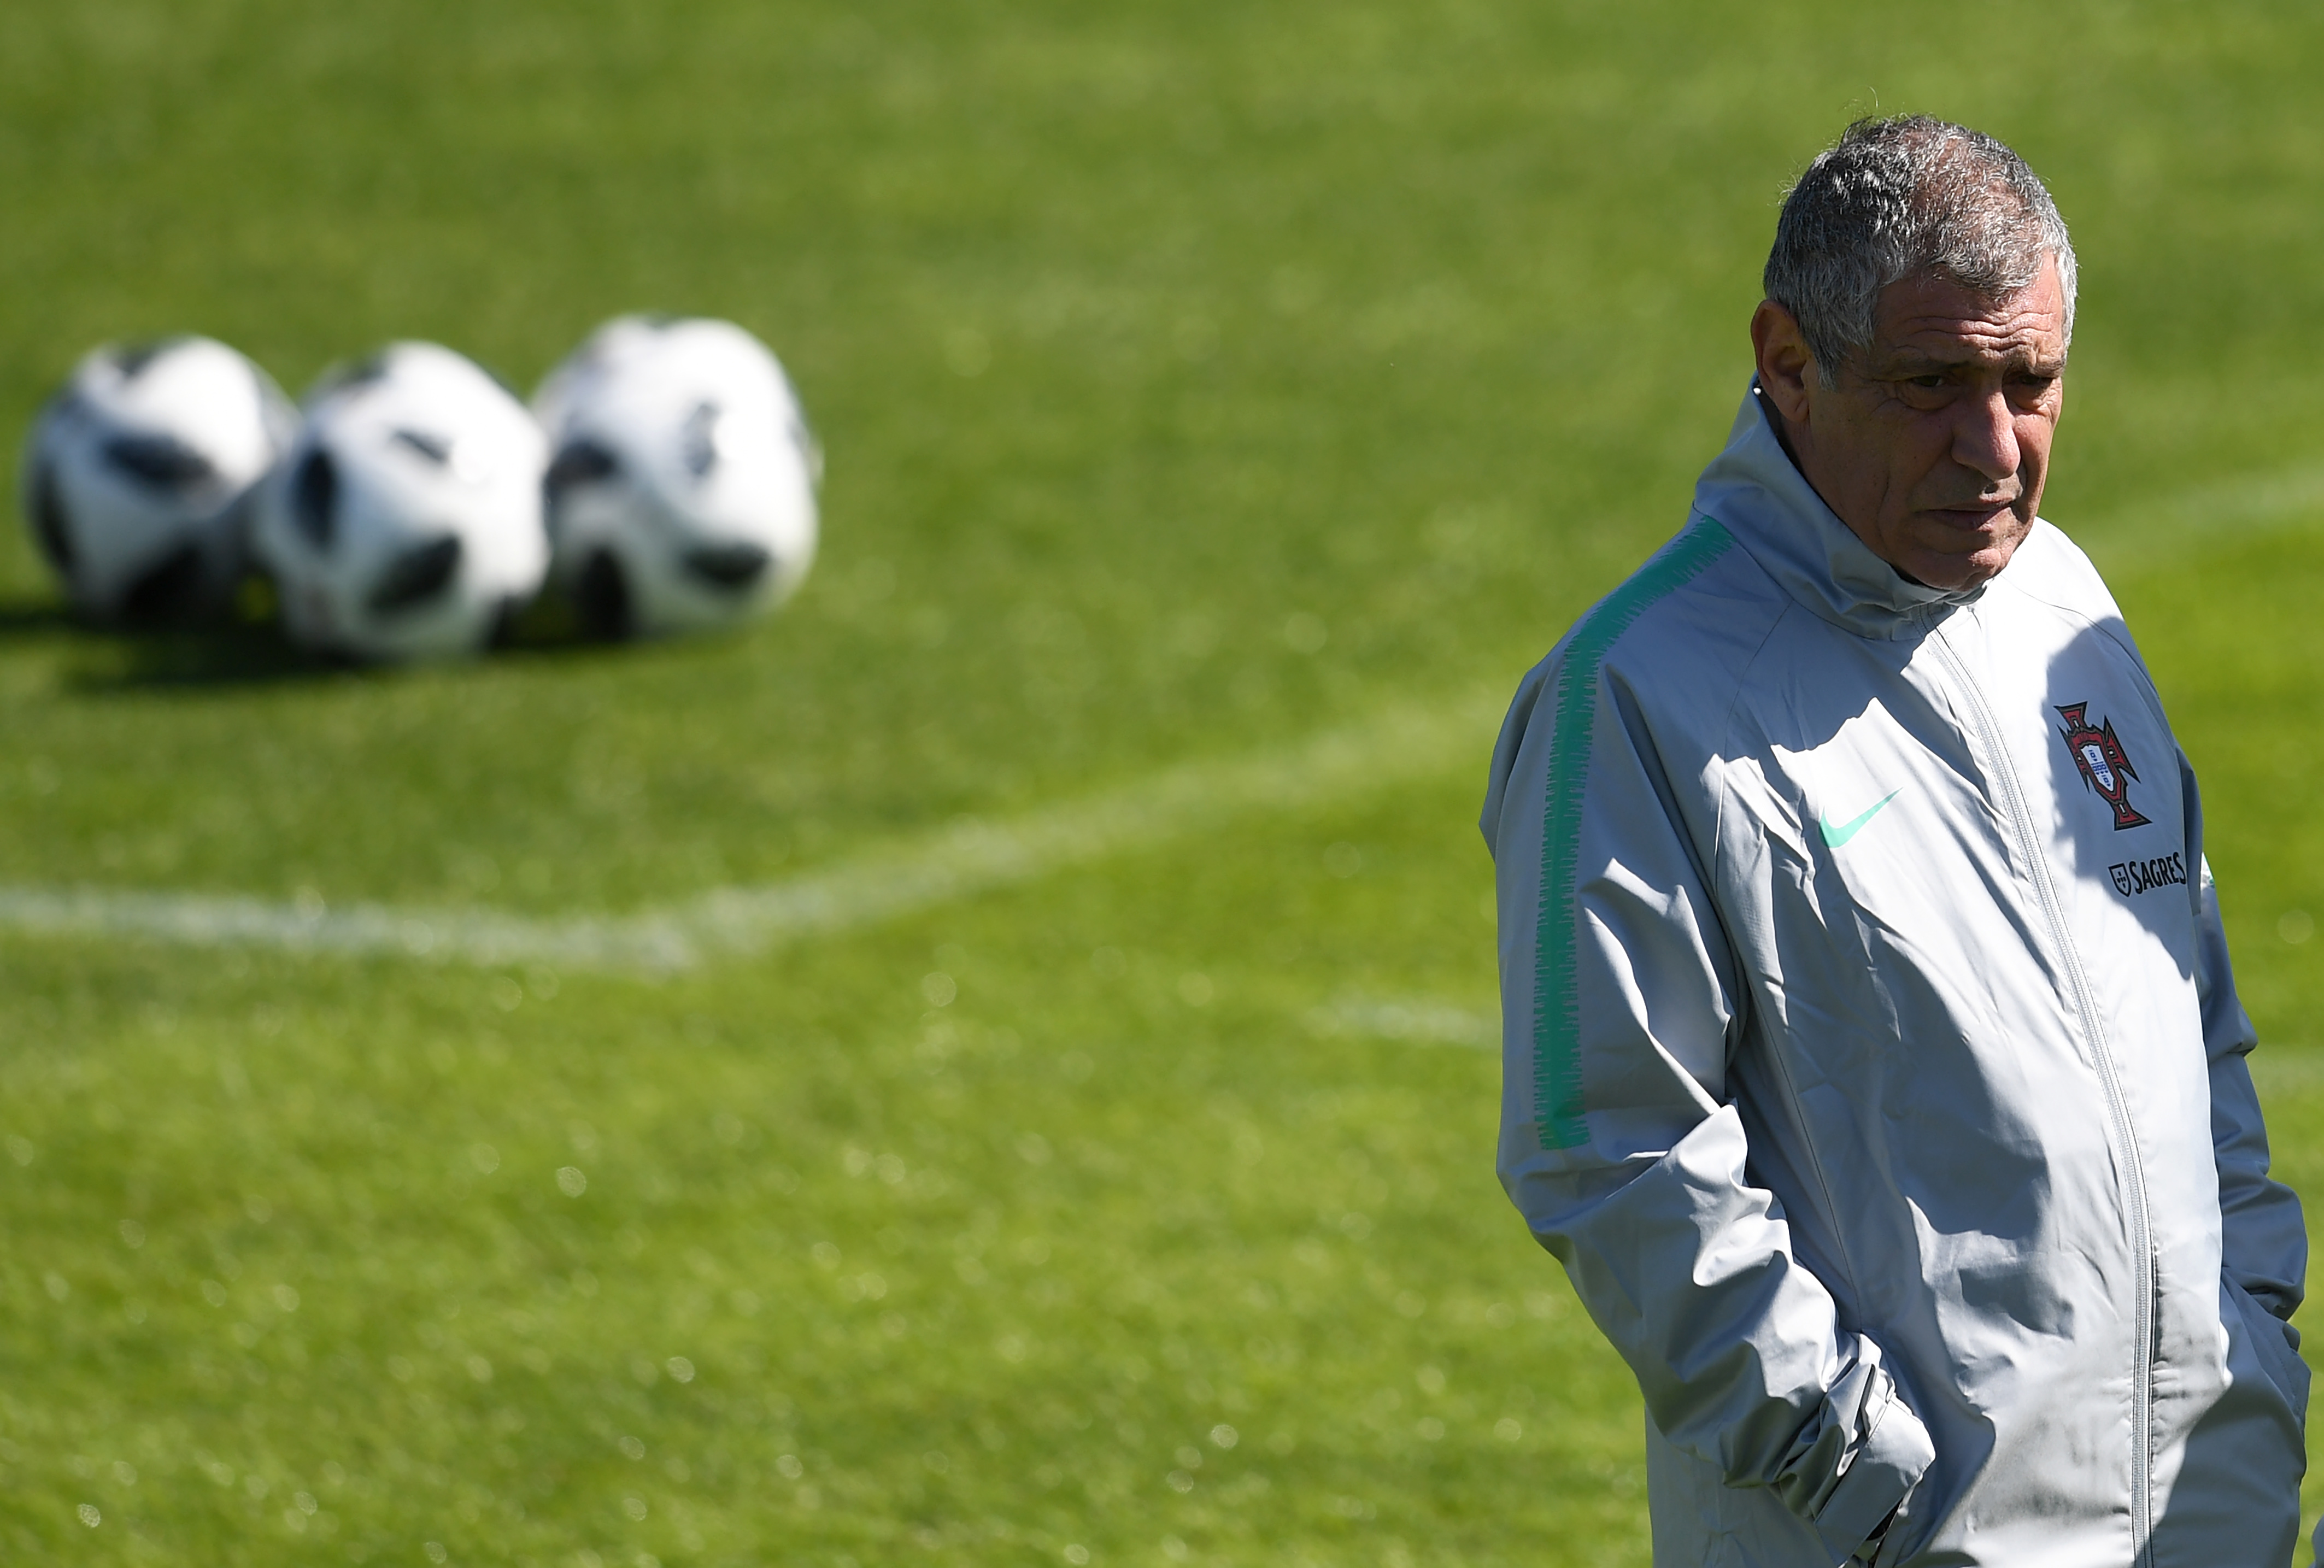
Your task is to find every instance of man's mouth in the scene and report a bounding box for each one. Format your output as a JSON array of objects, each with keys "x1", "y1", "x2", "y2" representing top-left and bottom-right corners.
[{"x1": 1926, "y1": 498, "x2": 2020, "y2": 532}]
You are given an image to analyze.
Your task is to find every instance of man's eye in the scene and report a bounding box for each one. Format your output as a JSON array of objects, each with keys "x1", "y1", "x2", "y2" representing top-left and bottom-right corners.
[{"x1": 1904, "y1": 374, "x2": 1947, "y2": 390}]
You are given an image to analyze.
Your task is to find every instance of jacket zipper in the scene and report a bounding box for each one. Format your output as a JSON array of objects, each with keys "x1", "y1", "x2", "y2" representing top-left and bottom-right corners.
[{"x1": 1930, "y1": 627, "x2": 2156, "y2": 1562}]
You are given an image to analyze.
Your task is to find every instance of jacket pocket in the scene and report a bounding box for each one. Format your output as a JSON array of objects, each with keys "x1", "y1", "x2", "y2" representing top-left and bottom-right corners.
[{"x1": 2225, "y1": 1275, "x2": 2311, "y2": 1429}]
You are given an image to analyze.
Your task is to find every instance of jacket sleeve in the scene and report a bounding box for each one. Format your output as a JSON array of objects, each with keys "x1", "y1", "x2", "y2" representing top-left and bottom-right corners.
[
  {"x1": 1484, "y1": 652, "x2": 1933, "y2": 1561},
  {"x1": 2180, "y1": 750, "x2": 2307, "y2": 1323}
]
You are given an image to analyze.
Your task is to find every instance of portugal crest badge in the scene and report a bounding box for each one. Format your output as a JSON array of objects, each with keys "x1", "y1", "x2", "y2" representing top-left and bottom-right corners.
[{"x1": 2055, "y1": 702, "x2": 2150, "y2": 830}]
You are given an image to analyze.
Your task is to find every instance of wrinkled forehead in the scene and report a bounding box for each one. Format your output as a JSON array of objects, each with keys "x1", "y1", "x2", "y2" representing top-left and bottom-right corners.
[{"x1": 1871, "y1": 259, "x2": 2069, "y2": 370}]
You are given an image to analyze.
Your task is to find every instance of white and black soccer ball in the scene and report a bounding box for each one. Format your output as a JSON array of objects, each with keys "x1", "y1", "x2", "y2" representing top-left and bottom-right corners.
[
  {"x1": 253, "y1": 343, "x2": 549, "y2": 661},
  {"x1": 20, "y1": 336, "x2": 295, "y2": 623},
  {"x1": 533, "y1": 315, "x2": 819, "y2": 638}
]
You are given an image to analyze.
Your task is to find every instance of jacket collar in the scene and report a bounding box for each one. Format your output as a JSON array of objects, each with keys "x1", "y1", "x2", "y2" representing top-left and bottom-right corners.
[{"x1": 1693, "y1": 379, "x2": 1983, "y2": 640}]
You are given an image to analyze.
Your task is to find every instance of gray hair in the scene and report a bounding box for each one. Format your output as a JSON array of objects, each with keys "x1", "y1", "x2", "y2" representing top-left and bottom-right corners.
[{"x1": 1765, "y1": 115, "x2": 2076, "y2": 385}]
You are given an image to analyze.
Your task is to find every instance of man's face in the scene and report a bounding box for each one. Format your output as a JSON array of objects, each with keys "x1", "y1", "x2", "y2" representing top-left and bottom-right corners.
[{"x1": 1751, "y1": 256, "x2": 2068, "y2": 591}]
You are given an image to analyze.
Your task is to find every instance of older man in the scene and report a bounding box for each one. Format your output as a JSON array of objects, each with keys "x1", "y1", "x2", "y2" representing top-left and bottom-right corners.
[{"x1": 1484, "y1": 117, "x2": 2308, "y2": 1565}]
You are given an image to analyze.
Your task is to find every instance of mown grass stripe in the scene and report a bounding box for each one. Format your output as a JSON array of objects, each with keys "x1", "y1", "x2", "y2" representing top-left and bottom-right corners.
[{"x1": 1532, "y1": 518, "x2": 1733, "y2": 1148}]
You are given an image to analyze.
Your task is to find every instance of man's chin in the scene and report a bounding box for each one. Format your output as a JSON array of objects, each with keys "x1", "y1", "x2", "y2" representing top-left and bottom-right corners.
[
  {"x1": 1899, "y1": 517, "x2": 2032, "y2": 592},
  {"x1": 1900, "y1": 547, "x2": 2014, "y2": 593}
]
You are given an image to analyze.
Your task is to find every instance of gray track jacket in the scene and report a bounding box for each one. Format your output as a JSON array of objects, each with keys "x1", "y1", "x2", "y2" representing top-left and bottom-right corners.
[{"x1": 1485, "y1": 385, "x2": 2308, "y2": 1566}]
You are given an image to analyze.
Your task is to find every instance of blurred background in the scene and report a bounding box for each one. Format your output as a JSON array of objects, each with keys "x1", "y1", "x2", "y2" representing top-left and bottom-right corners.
[{"x1": 5, "y1": 1, "x2": 2324, "y2": 1564}]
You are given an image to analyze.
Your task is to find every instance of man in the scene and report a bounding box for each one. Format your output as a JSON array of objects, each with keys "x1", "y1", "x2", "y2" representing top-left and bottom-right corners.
[{"x1": 1483, "y1": 116, "x2": 2308, "y2": 1565}]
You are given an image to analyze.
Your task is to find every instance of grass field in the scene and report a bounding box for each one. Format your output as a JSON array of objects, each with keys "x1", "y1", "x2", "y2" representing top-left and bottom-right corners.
[{"x1": 6, "y1": 2, "x2": 2324, "y2": 1564}]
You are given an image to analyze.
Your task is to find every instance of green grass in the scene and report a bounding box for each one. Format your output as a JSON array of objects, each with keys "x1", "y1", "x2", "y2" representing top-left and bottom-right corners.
[{"x1": 5, "y1": 0, "x2": 2324, "y2": 1563}]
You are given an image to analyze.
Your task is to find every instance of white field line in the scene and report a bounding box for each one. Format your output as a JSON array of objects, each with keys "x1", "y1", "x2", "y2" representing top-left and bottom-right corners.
[
  {"x1": 0, "y1": 688, "x2": 1506, "y2": 972},
  {"x1": 2245, "y1": 1049, "x2": 2324, "y2": 1091},
  {"x1": 1305, "y1": 995, "x2": 1495, "y2": 1050},
  {"x1": 2074, "y1": 460, "x2": 2324, "y2": 566}
]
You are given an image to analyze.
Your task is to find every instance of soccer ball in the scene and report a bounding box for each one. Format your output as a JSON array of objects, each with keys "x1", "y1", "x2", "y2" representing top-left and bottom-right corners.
[
  {"x1": 252, "y1": 343, "x2": 549, "y2": 661},
  {"x1": 533, "y1": 315, "x2": 819, "y2": 638},
  {"x1": 20, "y1": 336, "x2": 295, "y2": 622}
]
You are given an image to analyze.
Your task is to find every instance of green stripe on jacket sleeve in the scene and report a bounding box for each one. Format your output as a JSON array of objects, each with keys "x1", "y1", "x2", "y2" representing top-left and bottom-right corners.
[{"x1": 1531, "y1": 519, "x2": 1734, "y2": 1149}]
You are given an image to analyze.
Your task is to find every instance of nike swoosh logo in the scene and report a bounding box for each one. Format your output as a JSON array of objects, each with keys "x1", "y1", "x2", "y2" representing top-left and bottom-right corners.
[{"x1": 1819, "y1": 789, "x2": 1901, "y2": 848}]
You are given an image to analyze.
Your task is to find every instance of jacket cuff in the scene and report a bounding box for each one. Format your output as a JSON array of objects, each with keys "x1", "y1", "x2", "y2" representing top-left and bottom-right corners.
[{"x1": 1810, "y1": 1381, "x2": 1934, "y2": 1563}]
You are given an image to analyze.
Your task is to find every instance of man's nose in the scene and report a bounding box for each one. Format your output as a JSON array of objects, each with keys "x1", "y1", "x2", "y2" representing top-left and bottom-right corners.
[{"x1": 1952, "y1": 387, "x2": 2020, "y2": 484}]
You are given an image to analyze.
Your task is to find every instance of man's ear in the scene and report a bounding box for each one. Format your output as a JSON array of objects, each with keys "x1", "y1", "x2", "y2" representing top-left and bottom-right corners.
[{"x1": 1751, "y1": 299, "x2": 1817, "y2": 427}]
